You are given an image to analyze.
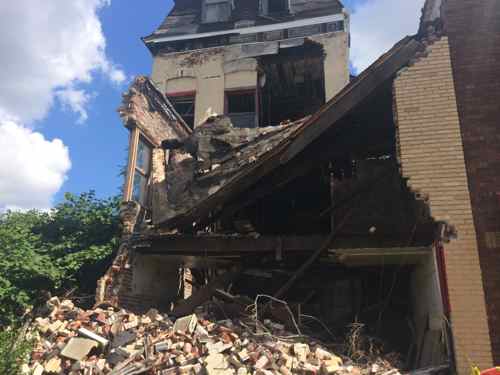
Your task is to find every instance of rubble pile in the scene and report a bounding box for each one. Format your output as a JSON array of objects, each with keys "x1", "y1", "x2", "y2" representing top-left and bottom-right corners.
[{"x1": 25, "y1": 298, "x2": 404, "y2": 375}]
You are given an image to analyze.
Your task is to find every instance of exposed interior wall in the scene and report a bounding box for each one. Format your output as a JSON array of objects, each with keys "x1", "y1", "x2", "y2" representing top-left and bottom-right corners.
[
  {"x1": 394, "y1": 37, "x2": 493, "y2": 373},
  {"x1": 131, "y1": 254, "x2": 181, "y2": 310},
  {"x1": 411, "y1": 250, "x2": 447, "y2": 368}
]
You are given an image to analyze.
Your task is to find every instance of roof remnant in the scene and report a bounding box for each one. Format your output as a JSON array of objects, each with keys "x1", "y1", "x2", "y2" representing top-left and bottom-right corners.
[
  {"x1": 158, "y1": 115, "x2": 306, "y2": 226},
  {"x1": 144, "y1": 0, "x2": 344, "y2": 42},
  {"x1": 119, "y1": 76, "x2": 192, "y2": 145}
]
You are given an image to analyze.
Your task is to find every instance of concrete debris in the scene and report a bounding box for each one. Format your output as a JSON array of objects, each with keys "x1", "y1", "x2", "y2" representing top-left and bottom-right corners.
[
  {"x1": 78, "y1": 327, "x2": 109, "y2": 347},
  {"x1": 173, "y1": 314, "x2": 198, "y2": 333},
  {"x1": 60, "y1": 338, "x2": 98, "y2": 361},
  {"x1": 25, "y1": 298, "x2": 407, "y2": 375}
]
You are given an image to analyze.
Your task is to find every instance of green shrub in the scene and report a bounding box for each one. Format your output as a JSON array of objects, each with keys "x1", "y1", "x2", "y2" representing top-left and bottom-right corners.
[
  {"x1": 0, "y1": 191, "x2": 120, "y2": 327},
  {"x1": 0, "y1": 326, "x2": 33, "y2": 375}
]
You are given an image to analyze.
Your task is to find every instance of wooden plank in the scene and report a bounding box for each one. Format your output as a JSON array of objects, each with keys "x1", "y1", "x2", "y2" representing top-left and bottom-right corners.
[
  {"x1": 123, "y1": 127, "x2": 140, "y2": 202},
  {"x1": 170, "y1": 270, "x2": 239, "y2": 317}
]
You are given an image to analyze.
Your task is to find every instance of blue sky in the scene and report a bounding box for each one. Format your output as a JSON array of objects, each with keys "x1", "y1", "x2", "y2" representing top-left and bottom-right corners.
[
  {"x1": 0, "y1": 0, "x2": 424, "y2": 210},
  {"x1": 44, "y1": 0, "x2": 176, "y2": 202}
]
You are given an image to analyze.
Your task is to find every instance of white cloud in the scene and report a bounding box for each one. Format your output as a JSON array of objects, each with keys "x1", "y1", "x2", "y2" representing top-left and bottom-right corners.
[
  {"x1": 350, "y1": 0, "x2": 426, "y2": 72},
  {"x1": 0, "y1": 119, "x2": 71, "y2": 211},
  {"x1": 56, "y1": 88, "x2": 94, "y2": 124},
  {"x1": 0, "y1": 0, "x2": 125, "y2": 124},
  {"x1": 104, "y1": 62, "x2": 128, "y2": 85},
  {"x1": 0, "y1": 0, "x2": 125, "y2": 210}
]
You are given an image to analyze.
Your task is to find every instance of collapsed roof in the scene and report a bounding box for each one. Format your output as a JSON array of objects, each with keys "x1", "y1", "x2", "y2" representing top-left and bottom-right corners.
[
  {"x1": 159, "y1": 116, "x2": 308, "y2": 226},
  {"x1": 122, "y1": 35, "x2": 424, "y2": 231}
]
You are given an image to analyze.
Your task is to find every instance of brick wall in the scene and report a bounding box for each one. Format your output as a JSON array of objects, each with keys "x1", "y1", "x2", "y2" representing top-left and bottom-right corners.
[
  {"x1": 393, "y1": 37, "x2": 493, "y2": 373},
  {"x1": 443, "y1": 0, "x2": 500, "y2": 363}
]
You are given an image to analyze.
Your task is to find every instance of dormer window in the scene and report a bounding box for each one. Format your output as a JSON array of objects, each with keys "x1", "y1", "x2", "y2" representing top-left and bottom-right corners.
[
  {"x1": 268, "y1": 0, "x2": 289, "y2": 13},
  {"x1": 203, "y1": 0, "x2": 233, "y2": 23},
  {"x1": 260, "y1": 0, "x2": 290, "y2": 15}
]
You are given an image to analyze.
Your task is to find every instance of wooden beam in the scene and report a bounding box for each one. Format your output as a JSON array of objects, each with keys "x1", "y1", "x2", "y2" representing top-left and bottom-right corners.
[
  {"x1": 170, "y1": 270, "x2": 239, "y2": 318},
  {"x1": 135, "y1": 235, "x2": 326, "y2": 256},
  {"x1": 123, "y1": 127, "x2": 140, "y2": 202},
  {"x1": 273, "y1": 210, "x2": 353, "y2": 299}
]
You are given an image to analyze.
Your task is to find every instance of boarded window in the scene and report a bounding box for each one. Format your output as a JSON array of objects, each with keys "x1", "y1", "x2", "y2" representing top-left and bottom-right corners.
[
  {"x1": 226, "y1": 90, "x2": 257, "y2": 128},
  {"x1": 203, "y1": 0, "x2": 232, "y2": 23},
  {"x1": 170, "y1": 94, "x2": 196, "y2": 129},
  {"x1": 132, "y1": 138, "x2": 152, "y2": 206}
]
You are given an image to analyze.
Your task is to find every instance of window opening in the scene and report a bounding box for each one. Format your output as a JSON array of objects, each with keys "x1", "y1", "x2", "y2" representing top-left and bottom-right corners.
[
  {"x1": 268, "y1": 0, "x2": 289, "y2": 13},
  {"x1": 226, "y1": 90, "x2": 257, "y2": 128},
  {"x1": 170, "y1": 94, "x2": 196, "y2": 130},
  {"x1": 132, "y1": 137, "x2": 152, "y2": 206},
  {"x1": 203, "y1": 0, "x2": 232, "y2": 23}
]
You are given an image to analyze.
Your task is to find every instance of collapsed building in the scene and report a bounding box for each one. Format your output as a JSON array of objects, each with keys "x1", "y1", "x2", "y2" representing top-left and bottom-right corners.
[{"x1": 97, "y1": 0, "x2": 500, "y2": 374}]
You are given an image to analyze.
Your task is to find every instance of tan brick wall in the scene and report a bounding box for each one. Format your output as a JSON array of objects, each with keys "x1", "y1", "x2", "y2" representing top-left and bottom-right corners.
[{"x1": 394, "y1": 37, "x2": 493, "y2": 373}]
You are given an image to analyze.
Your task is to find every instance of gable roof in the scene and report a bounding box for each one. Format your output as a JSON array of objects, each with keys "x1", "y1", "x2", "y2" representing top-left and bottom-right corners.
[{"x1": 156, "y1": 36, "x2": 424, "y2": 230}]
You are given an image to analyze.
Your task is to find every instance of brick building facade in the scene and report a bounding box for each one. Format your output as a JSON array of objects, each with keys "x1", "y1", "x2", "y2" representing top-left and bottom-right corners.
[
  {"x1": 394, "y1": 37, "x2": 493, "y2": 373},
  {"x1": 443, "y1": 0, "x2": 500, "y2": 363},
  {"x1": 100, "y1": 1, "x2": 500, "y2": 374}
]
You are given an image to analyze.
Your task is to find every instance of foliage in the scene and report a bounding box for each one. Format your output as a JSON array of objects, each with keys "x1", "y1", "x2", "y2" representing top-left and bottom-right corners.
[
  {"x1": 0, "y1": 326, "x2": 33, "y2": 375},
  {"x1": 0, "y1": 192, "x2": 120, "y2": 326}
]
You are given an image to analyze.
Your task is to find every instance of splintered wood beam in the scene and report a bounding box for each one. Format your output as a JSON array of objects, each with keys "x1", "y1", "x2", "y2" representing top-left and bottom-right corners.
[{"x1": 170, "y1": 270, "x2": 240, "y2": 317}]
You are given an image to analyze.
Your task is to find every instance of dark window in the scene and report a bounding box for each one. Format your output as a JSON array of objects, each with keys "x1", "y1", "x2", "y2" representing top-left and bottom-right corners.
[
  {"x1": 227, "y1": 91, "x2": 255, "y2": 114},
  {"x1": 170, "y1": 94, "x2": 196, "y2": 129},
  {"x1": 268, "y1": 0, "x2": 289, "y2": 13},
  {"x1": 227, "y1": 91, "x2": 257, "y2": 128},
  {"x1": 203, "y1": 0, "x2": 231, "y2": 23}
]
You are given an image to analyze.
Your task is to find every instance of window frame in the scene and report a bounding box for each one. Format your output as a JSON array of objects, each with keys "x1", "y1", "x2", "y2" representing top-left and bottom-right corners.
[
  {"x1": 168, "y1": 91, "x2": 197, "y2": 130},
  {"x1": 260, "y1": 0, "x2": 291, "y2": 15},
  {"x1": 202, "y1": 0, "x2": 233, "y2": 23},
  {"x1": 225, "y1": 88, "x2": 259, "y2": 128},
  {"x1": 124, "y1": 128, "x2": 154, "y2": 207}
]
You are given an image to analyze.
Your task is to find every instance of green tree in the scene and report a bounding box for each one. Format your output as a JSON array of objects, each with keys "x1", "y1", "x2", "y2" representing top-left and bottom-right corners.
[{"x1": 0, "y1": 191, "x2": 120, "y2": 326}]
